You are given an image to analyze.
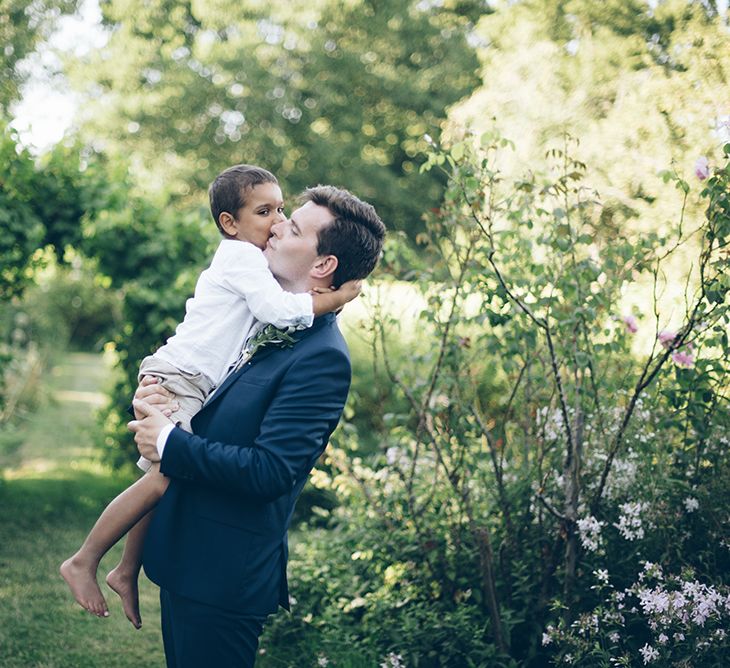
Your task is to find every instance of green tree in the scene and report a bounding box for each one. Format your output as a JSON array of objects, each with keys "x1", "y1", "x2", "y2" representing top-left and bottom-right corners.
[
  {"x1": 0, "y1": 124, "x2": 45, "y2": 299},
  {"x1": 0, "y1": 0, "x2": 78, "y2": 111},
  {"x1": 67, "y1": 0, "x2": 482, "y2": 236},
  {"x1": 0, "y1": 128, "x2": 117, "y2": 424},
  {"x1": 451, "y1": 0, "x2": 730, "y2": 239},
  {"x1": 0, "y1": 118, "x2": 212, "y2": 460}
]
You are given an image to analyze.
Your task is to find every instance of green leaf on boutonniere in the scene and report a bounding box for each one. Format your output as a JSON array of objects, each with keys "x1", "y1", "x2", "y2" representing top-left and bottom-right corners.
[
  {"x1": 230, "y1": 324, "x2": 299, "y2": 374},
  {"x1": 246, "y1": 324, "x2": 298, "y2": 357}
]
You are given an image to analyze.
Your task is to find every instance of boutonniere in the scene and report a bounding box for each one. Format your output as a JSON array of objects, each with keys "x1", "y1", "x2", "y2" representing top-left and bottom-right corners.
[
  {"x1": 247, "y1": 324, "x2": 298, "y2": 356},
  {"x1": 233, "y1": 324, "x2": 298, "y2": 372}
]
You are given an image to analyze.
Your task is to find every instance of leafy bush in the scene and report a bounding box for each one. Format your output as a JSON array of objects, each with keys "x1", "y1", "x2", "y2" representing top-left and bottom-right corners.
[
  {"x1": 0, "y1": 126, "x2": 122, "y2": 435},
  {"x1": 257, "y1": 135, "x2": 729, "y2": 666},
  {"x1": 86, "y1": 198, "x2": 215, "y2": 466},
  {"x1": 0, "y1": 124, "x2": 45, "y2": 301},
  {"x1": 17, "y1": 256, "x2": 122, "y2": 351}
]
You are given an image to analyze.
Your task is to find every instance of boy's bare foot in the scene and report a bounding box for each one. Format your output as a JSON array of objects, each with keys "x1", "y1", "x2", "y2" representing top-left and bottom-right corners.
[
  {"x1": 106, "y1": 567, "x2": 142, "y2": 629},
  {"x1": 60, "y1": 556, "x2": 109, "y2": 618}
]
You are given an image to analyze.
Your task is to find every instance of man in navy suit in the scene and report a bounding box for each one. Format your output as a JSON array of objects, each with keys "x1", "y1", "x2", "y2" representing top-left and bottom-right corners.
[{"x1": 128, "y1": 186, "x2": 385, "y2": 667}]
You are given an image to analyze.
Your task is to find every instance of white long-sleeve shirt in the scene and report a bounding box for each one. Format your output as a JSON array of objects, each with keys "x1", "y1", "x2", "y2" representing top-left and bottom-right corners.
[{"x1": 154, "y1": 239, "x2": 313, "y2": 386}]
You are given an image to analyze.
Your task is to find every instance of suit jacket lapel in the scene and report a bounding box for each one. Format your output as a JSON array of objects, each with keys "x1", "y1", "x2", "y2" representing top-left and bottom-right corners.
[
  {"x1": 202, "y1": 345, "x2": 277, "y2": 410},
  {"x1": 201, "y1": 313, "x2": 337, "y2": 411}
]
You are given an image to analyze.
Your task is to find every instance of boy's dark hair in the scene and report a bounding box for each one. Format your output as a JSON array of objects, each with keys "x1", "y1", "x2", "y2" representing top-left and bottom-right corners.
[
  {"x1": 209, "y1": 165, "x2": 278, "y2": 235},
  {"x1": 301, "y1": 185, "x2": 386, "y2": 286}
]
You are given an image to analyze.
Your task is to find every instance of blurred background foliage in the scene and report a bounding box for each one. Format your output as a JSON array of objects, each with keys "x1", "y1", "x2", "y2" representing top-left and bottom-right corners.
[
  {"x1": 66, "y1": 0, "x2": 484, "y2": 237},
  {"x1": 1, "y1": 0, "x2": 729, "y2": 666},
  {"x1": 0, "y1": 0, "x2": 78, "y2": 112}
]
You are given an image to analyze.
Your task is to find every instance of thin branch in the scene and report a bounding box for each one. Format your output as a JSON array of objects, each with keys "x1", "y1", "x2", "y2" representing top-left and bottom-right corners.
[{"x1": 536, "y1": 491, "x2": 567, "y2": 522}]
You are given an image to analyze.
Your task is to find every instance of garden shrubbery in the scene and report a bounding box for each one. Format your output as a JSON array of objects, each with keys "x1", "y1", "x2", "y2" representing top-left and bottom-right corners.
[
  {"x1": 0, "y1": 127, "x2": 122, "y2": 456},
  {"x1": 259, "y1": 135, "x2": 730, "y2": 667},
  {"x1": 3, "y1": 117, "x2": 728, "y2": 665}
]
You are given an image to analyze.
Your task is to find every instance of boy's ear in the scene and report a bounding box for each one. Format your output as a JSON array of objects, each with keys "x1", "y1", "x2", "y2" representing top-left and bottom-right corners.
[
  {"x1": 311, "y1": 254, "x2": 338, "y2": 280},
  {"x1": 218, "y1": 212, "x2": 238, "y2": 237}
]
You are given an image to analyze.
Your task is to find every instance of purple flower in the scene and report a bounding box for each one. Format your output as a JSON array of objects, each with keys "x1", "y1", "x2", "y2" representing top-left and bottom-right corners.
[
  {"x1": 671, "y1": 347, "x2": 695, "y2": 369},
  {"x1": 622, "y1": 315, "x2": 639, "y2": 334},
  {"x1": 694, "y1": 156, "x2": 710, "y2": 180},
  {"x1": 658, "y1": 330, "x2": 676, "y2": 349}
]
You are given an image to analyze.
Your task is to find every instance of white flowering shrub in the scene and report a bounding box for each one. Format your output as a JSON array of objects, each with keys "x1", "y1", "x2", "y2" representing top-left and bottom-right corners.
[
  {"x1": 545, "y1": 564, "x2": 730, "y2": 666},
  {"x1": 258, "y1": 137, "x2": 730, "y2": 667},
  {"x1": 577, "y1": 516, "x2": 604, "y2": 553}
]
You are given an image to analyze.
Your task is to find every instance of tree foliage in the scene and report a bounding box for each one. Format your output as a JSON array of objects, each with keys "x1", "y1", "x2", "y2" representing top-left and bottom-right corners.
[
  {"x1": 0, "y1": 124, "x2": 45, "y2": 299},
  {"x1": 0, "y1": 0, "x2": 78, "y2": 111},
  {"x1": 67, "y1": 0, "x2": 482, "y2": 237},
  {"x1": 451, "y1": 0, "x2": 730, "y2": 241},
  {"x1": 0, "y1": 128, "x2": 124, "y2": 427}
]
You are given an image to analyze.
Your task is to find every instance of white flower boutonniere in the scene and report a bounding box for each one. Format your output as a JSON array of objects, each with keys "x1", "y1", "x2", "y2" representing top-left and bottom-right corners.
[{"x1": 232, "y1": 324, "x2": 298, "y2": 372}]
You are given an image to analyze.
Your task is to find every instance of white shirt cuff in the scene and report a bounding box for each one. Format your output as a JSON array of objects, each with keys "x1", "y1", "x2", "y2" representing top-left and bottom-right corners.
[{"x1": 156, "y1": 423, "x2": 175, "y2": 460}]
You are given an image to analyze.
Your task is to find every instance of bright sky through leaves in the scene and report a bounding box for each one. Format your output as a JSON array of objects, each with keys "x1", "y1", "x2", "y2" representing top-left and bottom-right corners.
[{"x1": 10, "y1": 0, "x2": 107, "y2": 152}]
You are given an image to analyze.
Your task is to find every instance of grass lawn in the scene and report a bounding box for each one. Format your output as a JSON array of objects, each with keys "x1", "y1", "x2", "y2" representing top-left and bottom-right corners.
[{"x1": 0, "y1": 352, "x2": 165, "y2": 667}]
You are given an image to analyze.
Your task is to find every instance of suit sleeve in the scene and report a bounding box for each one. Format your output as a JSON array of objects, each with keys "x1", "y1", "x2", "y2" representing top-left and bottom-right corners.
[{"x1": 158, "y1": 346, "x2": 351, "y2": 500}]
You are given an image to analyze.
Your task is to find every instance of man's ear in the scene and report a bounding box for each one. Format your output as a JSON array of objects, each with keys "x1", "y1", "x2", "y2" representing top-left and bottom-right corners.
[
  {"x1": 218, "y1": 212, "x2": 238, "y2": 237},
  {"x1": 311, "y1": 255, "x2": 338, "y2": 280}
]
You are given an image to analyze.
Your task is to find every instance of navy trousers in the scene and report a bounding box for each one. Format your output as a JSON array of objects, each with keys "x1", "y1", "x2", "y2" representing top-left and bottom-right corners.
[{"x1": 159, "y1": 589, "x2": 266, "y2": 667}]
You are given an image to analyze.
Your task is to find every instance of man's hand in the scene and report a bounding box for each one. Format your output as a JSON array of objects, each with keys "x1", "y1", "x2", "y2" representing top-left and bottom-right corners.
[
  {"x1": 128, "y1": 399, "x2": 173, "y2": 462},
  {"x1": 134, "y1": 375, "x2": 179, "y2": 419}
]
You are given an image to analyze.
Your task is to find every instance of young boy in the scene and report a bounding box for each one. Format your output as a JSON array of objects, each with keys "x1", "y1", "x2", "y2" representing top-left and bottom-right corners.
[{"x1": 60, "y1": 165, "x2": 359, "y2": 626}]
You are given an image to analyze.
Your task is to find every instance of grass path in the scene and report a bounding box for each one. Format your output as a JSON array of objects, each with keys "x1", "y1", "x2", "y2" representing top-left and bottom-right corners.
[{"x1": 0, "y1": 352, "x2": 165, "y2": 667}]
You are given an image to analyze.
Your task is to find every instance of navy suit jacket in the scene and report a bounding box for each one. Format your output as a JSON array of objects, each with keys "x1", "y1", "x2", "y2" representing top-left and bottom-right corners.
[{"x1": 141, "y1": 313, "x2": 351, "y2": 615}]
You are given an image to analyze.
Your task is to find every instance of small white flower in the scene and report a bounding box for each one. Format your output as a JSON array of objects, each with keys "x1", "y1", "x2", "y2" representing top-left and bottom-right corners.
[
  {"x1": 639, "y1": 643, "x2": 659, "y2": 664},
  {"x1": 595, "y1": 569, "x2": 609, "y2": 584},
  {"x1": 317, "y1": 656, "x2": 330, "y2": 667},
  {"x1": 614, "y1": 502, "x2": 647, "y2": 541},
  {"x1": 683, "y1": 497, "x2": 699, "y2": 513},
  {"x1": 380, "y1": 653, "x2": 405, "y2": 668},
  {"x1": 542, "y1": 632, "x2": 552, "y2": 646},
  {"x1": 609, "y1": 631, "x2": 620, "y2": 643},
  {"x1": 577, "y1": 515, "x2": 604, "y2": 552}
]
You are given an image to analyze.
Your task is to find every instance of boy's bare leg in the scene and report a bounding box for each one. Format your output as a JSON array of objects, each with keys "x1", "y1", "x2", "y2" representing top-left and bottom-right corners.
[
  {"x1": 60, "y1": 465, "x2": 168, "y2": 618},
  {"x1": 106, "y1": 510, "x2": 154, "y2": 629}
]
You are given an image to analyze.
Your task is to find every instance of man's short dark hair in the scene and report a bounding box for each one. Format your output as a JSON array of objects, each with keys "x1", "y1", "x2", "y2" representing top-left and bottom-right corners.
[
  {"x1": 301, "y1": 185, "x2": 386, "y2": 286},
  {"x1": 209, "y1": 165, "x2": 278, "y2": 235}
]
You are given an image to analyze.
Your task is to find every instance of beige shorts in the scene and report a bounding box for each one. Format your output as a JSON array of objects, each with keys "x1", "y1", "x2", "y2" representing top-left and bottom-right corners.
[{"x1": 136, "y1": 355, "x2": 216, "y2": 471}]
